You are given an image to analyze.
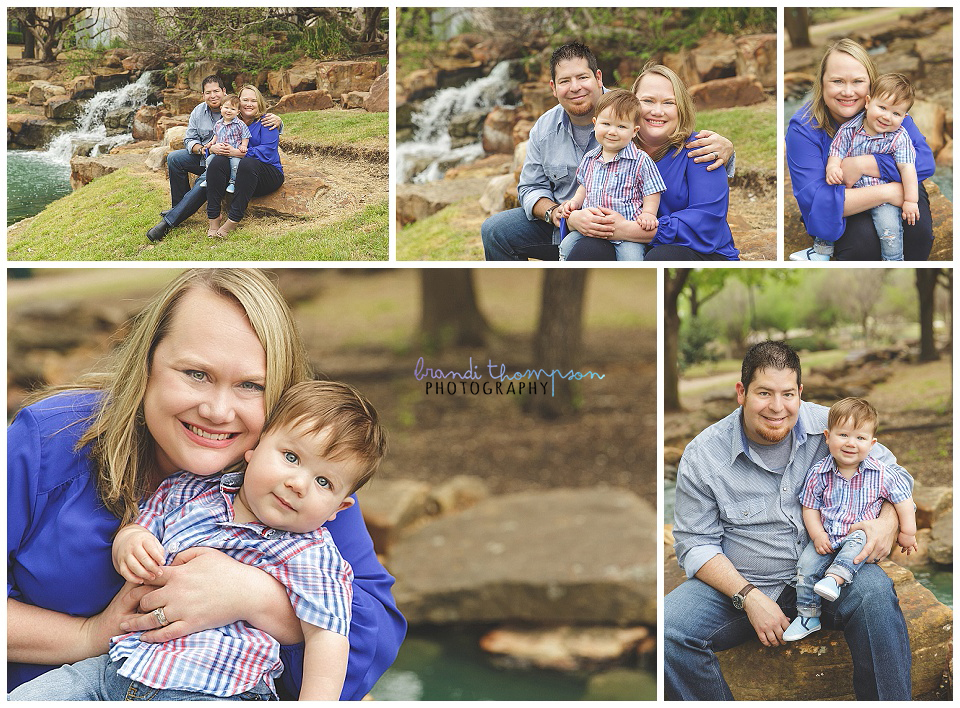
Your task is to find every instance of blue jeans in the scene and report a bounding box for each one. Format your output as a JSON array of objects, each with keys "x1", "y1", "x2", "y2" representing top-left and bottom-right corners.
[
  {"x1": 871, "y1": 202, "x2": 904, "y2": 261},
  {"x1": 663, "y1": 564, "x2": 911, "y2": 700},
  {"x1": 559, "y1": 230, "x2": 645, "y2": 261},
  {"x1": 162, "y1": 149, "x2": 208, "y2": 228},
  {"x1": 481, "y1": 207, "x2": 557, "y2": 260},
  {"x1": 795, "y1": 530, "x2": 867, "y2": 618},
  {"x1": 7, "y1": 654, "x2": 274, "y2": 701}
]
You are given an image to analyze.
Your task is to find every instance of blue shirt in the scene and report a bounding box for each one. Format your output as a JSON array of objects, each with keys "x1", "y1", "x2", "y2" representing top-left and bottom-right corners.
[
  {"x1": 672, "y1": 401, "x2": 911, "y2": 598},
  {"x1": 786, "y1": 102, "x2": 935, "y2": 242},
  {"x1": 245, "y1": 119, "x2": 283, "y2": 173},
  {"x1": 648, "y1": 140, "x2": 739, "y2": 260},
  {"x1": 7, "y1": 391, "x2": 405, "y2": 698}
]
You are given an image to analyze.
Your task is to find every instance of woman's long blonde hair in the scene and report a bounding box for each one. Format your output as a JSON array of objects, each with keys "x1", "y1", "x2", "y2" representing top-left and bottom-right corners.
[
  {"x1": 21, "y1": 269, "x2": 312, "y2": 525},
  {"x1": 631, "y1": 62, "x2": 697, "y2": 161},
  {"x1": 808, "y1": 38, "x2": 877, "y2": 138}
]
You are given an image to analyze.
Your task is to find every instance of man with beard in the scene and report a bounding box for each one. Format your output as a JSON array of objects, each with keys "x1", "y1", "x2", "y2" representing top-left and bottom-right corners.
[{"x1": 665, "y1": 340, "x2": 912, "y2": 700}]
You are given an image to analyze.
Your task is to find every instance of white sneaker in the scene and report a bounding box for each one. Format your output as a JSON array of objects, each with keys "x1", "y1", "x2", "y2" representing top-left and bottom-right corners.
[
  {"x1": 226, "y1": 182, "x2": 235, "y2": 193},
  {"x1": 789, "y1": 248, "x2": 831, "y2": 261},
  {"x1": 783, "y1": 615, "x2": 821, "y2": 641},
  {"x1": 814, "y1": 576, "x2": 842, "y2": 601}
]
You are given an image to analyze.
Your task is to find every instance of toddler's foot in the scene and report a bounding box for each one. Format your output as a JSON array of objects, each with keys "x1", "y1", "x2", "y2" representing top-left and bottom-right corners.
[
  {"x1": 814, "y1": 576, "x2": 842, "y2": 601},
  {"x1": 226, "y1": 182, "x2": 235, "y2": 193},
  {"x1": 783, "y1": 616, "x2": 821, "y2": 641},
  {"x1": 207, "y1": 217, "x2": 222, "y2": 238},
  {"x1": 215, "y1": 218, "x2": 240, "y2": 239},
  {"x1": 789, "y1": 248, "x2": 831, "y2": 261}
]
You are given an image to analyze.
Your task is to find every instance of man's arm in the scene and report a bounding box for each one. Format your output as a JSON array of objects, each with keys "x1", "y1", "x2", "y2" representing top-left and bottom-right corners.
[
  {"x1": 517, "y1": 120, "x2": 560, "y2": 220},
  {"x1": 299, "y1": 622, "x2": 349, "y2": 700},
  {"x1": 183, "y1": 104, "x2": 207, "y2": 155}
]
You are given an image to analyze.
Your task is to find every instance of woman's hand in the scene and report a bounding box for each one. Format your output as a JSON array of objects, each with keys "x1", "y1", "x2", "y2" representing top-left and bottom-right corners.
[
  {"x1": 261, "y1": 113, "x2": 282, "y2": 130},
  {"x1": 122, "y1": 547, "x2": 302, "y2": 645},
  {"x1": 685, "y1": 130, "x2": 734, "y2": 171},
  {"x1": 78, "y1": 583, "x2": 152, "y2": 657}
]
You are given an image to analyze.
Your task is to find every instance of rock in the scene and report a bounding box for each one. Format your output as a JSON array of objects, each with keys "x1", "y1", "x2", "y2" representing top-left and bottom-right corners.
[
  {"x1": 427, "y1": 475, "x2": 489, "y2": 515},
  {"x1": 396, "y1": 178, "x2": 489, "y2": 226},
  {"x1": 689, "y1": 76, "x2": 765, "y2": 110},
  {"x1": 585, "y1": 668, "x2": 656, "y2": 700},
  {"x1": 448, "y1": 109, "x2": 485, "y2": 147},
  {"x1": 732, "y1": 227, "x2": 777, "y2": 261},
  {"x1": 895, "y1": 528, "x2": 933, "y2": 568},
  {"x1": 913, "y1": 485, "x2": 951, "y2": 530},
  {"x1": 356, "y1": 479, "x2": 431, "y2": 555},
  {"x1": 9, "y1": 65, "x2": 54, "y2": 82},
  {"x1": 479, "y1": 174, "x2": 517, "y2": 216},
  {"x1": 68, "y1": 75, "x2": 97, "y2": 100},
  {"x1": 927, "y1": 513, "x2": 952, "y2": 565},
  {"x1": 365, "y1": 70, "x2": 389, "y2": 113},
  {"x1": 874, "y1": 52, "x2": 921, "y2": 81},
  {"x1": 479, "y1": 626, "x2": 649, "y2": 671},
  {"x1": 482, "y1": 106, "x2": 518, "y2": 155},
  {"x1": 400, "y1": 69, "x2": 438, "y2": 103},
  {"x1": 28, "y1": 80, "x2": 65, "y2": 106},
  {"x1": 664, "y1": 34, "x2": 737, "y2": 87},
  {"x1": 92, "y1": 71, "x2": 131, "y2": 93},
  {"x1": 43, "y1": 96, "x2": 79, "y2": 121},
  {"x1": 512, "y1": 119, "x2": 533, "y2": 146},
  {"x1": 316, "y1": 60, "x2": 381, "y2": 97},
  {"x1": 936, "y1": 136, "x2": 952, "y2": 167},
  {"x1": 160, "y1": 89, "x2": 203, "y2": 116},
  {"x1": 712, "y1": 563, "x2": 952, "y2": 700},
  {"x1": 7, "y1": 114, "x2": 71, "y2": 149},
  {"x1": 390, "y1": 489, "x2": 656, "y2": 625},
  {"x1": 145, "y1": 145, "x2": 171, "y2": 171},
  {"x1": 783, "y1": 72, "x2": 815, "y2": 101},
  {"x1": 243, "y1": 172, "x2": 329, "y2": 218},
  {"x1": 910, "y1": 100, "x2": 946, "y2": 156},
  {"x1": 272, "y1": 90, "x2": 334, "y2": 114},
  {"x1": 266, "y1": 70, "x2": 286, "y2": 98},
  {"x1": 121, "y1": 51, "x2": 165, "y2": 72},
  {"x1": 103, "y1": 107, "x2": 135, "y2": 136},
  {"x1": 340, "y1": 91, "x2": 366, "y2": 109},
  {"x1": 518, "y1": 83, "x2": 557, "y2": 123},
  {"x1": 663, "y1": 446, "x2": 684, "y2": 467},
  {"x1": 734, "y1": 34, "x2": 777, "y2": 88},
  {"x1": 436, "y1": 61, "x2": 485, "y2": 89},
  {"x1": 132, "y1": 105, "x2": 161, "y2": 141},
  {"x1": 281, "y1": 61, "x2": 318, "y2": 95},
  {"x1": 69, "y1": 153, "x2": 145, "y2": 189},
  {"x1": 187, "y1": 61, "x2": 224, "y2": 93}
]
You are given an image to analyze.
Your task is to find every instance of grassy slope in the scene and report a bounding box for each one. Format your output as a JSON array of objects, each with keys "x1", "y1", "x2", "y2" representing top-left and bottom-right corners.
[
  {"x1": 697, "y1": 100, "x2": 777, "y2": 171},
  {"x1": 8, "y1": 110, "x2": 388, "y2": 262}
]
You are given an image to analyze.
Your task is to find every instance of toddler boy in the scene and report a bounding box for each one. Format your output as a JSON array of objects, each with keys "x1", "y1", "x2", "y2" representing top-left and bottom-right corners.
[
  {"x1": 784, "y1": 397, "x2": 916, "y2": 641},
  {"x1": 199, "y1": 94, "x2": 250, "y2": 194},
  {"x1": 557, "y1": 89, "x2": 666, "y2": 261},
  {"x1": 791, "y1": 73, "x2": 918, "y2": 261},
  {"x1": 8, "y1": 380, "x2": 386, "y2": 701}
]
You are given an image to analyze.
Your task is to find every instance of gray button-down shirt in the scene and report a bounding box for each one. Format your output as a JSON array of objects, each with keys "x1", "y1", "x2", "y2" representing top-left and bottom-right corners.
[
  {"x1": 183, "y1": 101, "x2": 220, "y2": 155},
  {"x1": 673, "y1": 400, "x2": 911, "y2": 598}
]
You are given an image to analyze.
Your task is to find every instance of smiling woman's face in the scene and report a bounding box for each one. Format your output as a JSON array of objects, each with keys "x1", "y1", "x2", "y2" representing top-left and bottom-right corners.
[
  {"x1": 239, "y1": 88, "x2": 260, "y2": 121},
  {"x1": 822, "y1": 50, "x2": 870, "y2": 124},
  {"x1": 634, "y1": 73, "x2": 678, "y2": 150},
  {"x1": 143, "y1": 287, "x2": 267, "y2": 479}
]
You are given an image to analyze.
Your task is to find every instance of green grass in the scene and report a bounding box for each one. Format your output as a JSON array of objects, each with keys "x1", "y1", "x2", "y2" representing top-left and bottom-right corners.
[
  {"x1": 397, "y1": 201, "x2": 485, "y2": 261},
  {"x1": 696, "y1": 102, "x2": 776, "y2": 171},
  {"x1": 280, "y1": 110, "x2": 387, "y2": 149},
  {"x1": 8, "y1": 81, "x2": 30, "y2": 95},
  {"x1": 8, "y1": 168, "x2": 388, "y2": 261}
]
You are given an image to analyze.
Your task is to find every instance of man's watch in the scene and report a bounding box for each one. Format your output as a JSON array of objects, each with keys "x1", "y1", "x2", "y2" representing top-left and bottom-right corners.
[
  {"x1": 542, "y1": 206, "x2": 556, "y2": 224},
  {"x1": 732, "y1": 583, "x2": 756, "y2": 610}
]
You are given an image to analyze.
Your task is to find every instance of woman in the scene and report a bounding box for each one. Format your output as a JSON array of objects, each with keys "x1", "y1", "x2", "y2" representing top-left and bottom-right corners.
[
  {"x1": 206, "y1": 86, "x2": 285, "y2": 239},
  {"x1": 567, "y1": 63, "x2": 739, "y2": 261},
  {"x1": 8, "y1": 269, "x2": 405, "y2": 699},
  {"x1": 786, "y1": 38, "x2": 935, "y2": 260}
]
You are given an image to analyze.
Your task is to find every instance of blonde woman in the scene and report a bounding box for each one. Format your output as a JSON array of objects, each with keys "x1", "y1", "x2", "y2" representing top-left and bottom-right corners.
[
  {"x1": 786, "y1": 38, "x2": 934, "y2": 260},
  {"x1": 206, "y1": 86, "x2": 285, "y2": 238},
  {"x1": 8, "y1": 269, "x2": 404, "y2": 699},
  {"x1": 567, "y1": 63, "x2": 739, "y2": 261}
]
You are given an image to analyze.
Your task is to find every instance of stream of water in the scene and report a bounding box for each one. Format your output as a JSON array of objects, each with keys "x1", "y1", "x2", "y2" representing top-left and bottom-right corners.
[{"x1": 397, "y1": 61, "x2": 516, "y2": 184}]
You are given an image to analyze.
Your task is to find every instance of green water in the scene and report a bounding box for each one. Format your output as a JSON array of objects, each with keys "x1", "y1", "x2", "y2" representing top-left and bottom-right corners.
[
  {"x1": 370, "y1": 628, "x2": 656, "y2": 700},
  {"x1": 7, "y1": 150, "x2": 73, "y2": 225}
]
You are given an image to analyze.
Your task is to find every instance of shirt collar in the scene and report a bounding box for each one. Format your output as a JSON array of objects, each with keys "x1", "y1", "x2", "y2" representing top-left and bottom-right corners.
[
  {"x1": 218, "y1": 471, "x2": 287, "y2": 539},
  {"x1": 825, "y1": 453, "x2": 882, "y2": 478},
  {"x1": 587, "y1": 141, "x2": 640, "y2": 163}
]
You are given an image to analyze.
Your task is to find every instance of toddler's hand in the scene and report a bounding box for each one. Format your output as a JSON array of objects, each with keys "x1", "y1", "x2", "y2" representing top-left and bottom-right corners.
[
  {"x1": 637, "y1": 213, "x2": 658, "y2": 232},
  {"x1": 902, "y1": 200, "x2": 919, "y2": 226},
  {"x1": 825, "y1": 164, "x2": 844, "y2": 185},
  {"x1": 557, "y1": 200, "x2": 574, "y2": 219},
  {"x1": 812, "y1": 533, "x2": 833, "y2": 555},
  {"x1": 114, "y1": 528, "x2": 166, "y2": 584},
  {"x1": 897, "y1": 532, "x2": 918, "y2": 555}
]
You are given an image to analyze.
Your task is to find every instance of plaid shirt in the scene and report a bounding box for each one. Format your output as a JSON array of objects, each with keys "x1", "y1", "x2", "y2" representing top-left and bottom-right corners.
[
  {"x1": 575, "y1": 142, "x2": 667, "y2": 221},
  {"x1": 799, "y1": 453, "x2": 913, "y2": 547},
  {"x1": 828, "y1": 112, "x2": 916, "y2": 187},
  {"x1": 213, "y1": 117, "x2": 251, "y2": 149},
  {"x1": 109, "y1": 471, "x2": 353, "y2": 698}
]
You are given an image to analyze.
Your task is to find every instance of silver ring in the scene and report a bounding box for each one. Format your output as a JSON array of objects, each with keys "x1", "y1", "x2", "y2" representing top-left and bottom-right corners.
[
  {"x1": 712, "y1": 151, "x2": 719, "y2": 160},
  {"x1": 152, "y1": 607, "x2": 170, "y2": 627}
]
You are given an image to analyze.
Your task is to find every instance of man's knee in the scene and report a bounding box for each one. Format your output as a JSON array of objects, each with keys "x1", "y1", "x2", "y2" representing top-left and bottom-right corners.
[{"x1": 841, "y1": 565, "x2": 899, "y2": 615}]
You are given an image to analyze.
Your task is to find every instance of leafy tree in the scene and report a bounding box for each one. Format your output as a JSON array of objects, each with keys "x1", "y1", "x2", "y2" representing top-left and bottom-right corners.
[
  {"x1": 9, "y1": 8, "x2": 101, "y2": 61},
  {"x1": 784, "y1": 9, "x2": 811, "y2": 49},
  {"x1": 419, "y1": 271, "x2": 488, "y2": 351},
  {"x1": 916, "y1": 269, "x2": 951, "y2": 362}
]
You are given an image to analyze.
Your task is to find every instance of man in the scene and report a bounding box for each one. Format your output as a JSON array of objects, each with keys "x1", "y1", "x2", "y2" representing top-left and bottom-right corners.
[
  {"x1": 665, "y1": 340, "x2": 911, "y2": 700},
  {"x1": 146, "y1": 75, "x2": 281, "y2": 242},
  {"x1": 480, "y1": 42, "x2": 733, "y2": 261}
]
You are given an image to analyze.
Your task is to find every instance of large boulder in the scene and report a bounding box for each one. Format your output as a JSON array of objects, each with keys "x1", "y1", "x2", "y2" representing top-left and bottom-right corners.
[
  {"x1": 160, "y1": 89, "x2": 203, "y2": 116},
  {"x1": 910, "y1": 100, "x2": 946, "y2": 157},
  {"x1": 9, "y1": 65, "x2": 54, "y2": 83},
  {"x1": 316, "y1": 60, "x2": 381, "y2": 97},
  {"x1": 7, "y1": 114, "x2": 70, "y2": 148},
  {"x1": 927, "y1": 513, "x2": 953, "y2": 566},
  {"x1": 68, "y1": 75, "x2": 97, "y2": 100},
  {"x1": 280, "y1": 60, "x2": 319, "y2": 95},
  {"x1": 44, "y1": 96, "x2": 79, "y2": 121},
  {"x1": 69, "y1": 153, "x2": 145, "y2": 189},
  {"x1": 482, "y1": 106, "x2": 518, "y2": 154},
  {"x1": 271, "y1": 90, "x2": 334, "y2": 114},
  {"x1": 390, "y1": 489, "x2": 656, "y2": 625},
  {"x1": 187, "y1": 61, "x2": 224, "y2": 93},
  {"x1": 132, "y1": 105, "x2": 163, "y2": 141},
  {"x1": 396, "y1": 177, "x2": 489, "y2": 226},
  {"x1": 365, "y1": 70, "x2": 389, "y2": 113},
  {"x1": 480, "y1": 626, "x2": 650, "y2": 671},
  {"x1": 243, "y1": 171, "x2": 330, "y2": 218},
  {"x1": 734, "y1": 34, "x2": 777, "y2": 89},
  {"x1": 518, "y1": 83, "x2": 557, "y2": 122},
  {"x1": 28, "y1": 80, "x2": 65, "y2": 106},
  {"x1": 357, "y1": 479, "x2": 432, "y2": 554},
  {"x1": 342, "y1": 91, "x2": 370, "y2": 110},
  {"x1": 161, "y1": 126, "x2": 187, "y2": 150},
  {"x1": 689, "y1": 76, "x2": 765, "y2": 110}
]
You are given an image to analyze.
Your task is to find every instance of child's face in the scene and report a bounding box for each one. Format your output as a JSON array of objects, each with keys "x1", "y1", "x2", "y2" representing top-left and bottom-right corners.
[
  {"x1": 220, "y1": 102, "x2": 239, "y2": 123},
  {"x1": 592, "y1": 106, "x2": 640, "y2": 153},
  {"x1": 863, "y1": 93, "x2": 909, "y2": 135},
  {"x1": 824, "y1": 417, "x2": 877, "y2": 470},
  {"x1": 235, "y1": 423, "x2": 357, "y2": 533}
]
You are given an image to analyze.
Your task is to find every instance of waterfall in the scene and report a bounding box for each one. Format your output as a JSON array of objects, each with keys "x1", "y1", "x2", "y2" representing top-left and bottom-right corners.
[
  {"x1": 40, "y1": 70, "x2": 158, "y2": 165},
  {"x1": 397, "y1": 61, "x2": 516, "y2": 184}
]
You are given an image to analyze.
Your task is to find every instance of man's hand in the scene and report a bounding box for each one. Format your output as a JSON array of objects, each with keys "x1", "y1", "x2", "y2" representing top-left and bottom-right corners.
[
  {"x1": 685, "y1": 130, "x2": 733, "y2": 172},
  {"x1": 261, "y1": 112, "x2": 282, "y2": 130},
  {"x1": 810, "y1": 531, "x2": 833, "y2": 555},
  {"x1": 849, "y1": 514, "x2": 899, "y2": 564},
  {"x1": 902, "y1": 200, "x2": 919, "y2": 225},
  {"x1": 743, "y1": 591, "x2": 790, "y2": 647}
]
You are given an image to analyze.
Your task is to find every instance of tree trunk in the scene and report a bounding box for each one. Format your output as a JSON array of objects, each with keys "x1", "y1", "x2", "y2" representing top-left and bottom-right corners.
[
  {"x1": 524, "y1": 270, "x2": 588, "y2": 419},
  {"x1": 664, "y1": 269, "x2": 691, "y2": 412},
  {"x1": 784, "y1": 8, "x2": 811, "y2": 49},
  {"x1": 419, "y1": 270, "x2": 488, "y2": 350},
  {"x1": 916, "y1": 269, "x2": 940, "y2": 362}
]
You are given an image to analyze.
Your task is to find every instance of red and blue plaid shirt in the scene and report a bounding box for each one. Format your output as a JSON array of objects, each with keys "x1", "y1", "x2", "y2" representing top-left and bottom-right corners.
[
  {"x1": 213, "y1": 117, "x2": 251, "y2": 150},
  {"x1": 799, "y1": 453, "x2": 913, "y2": 547},
  {"x1": 828, "y1": 111, "x2": 916, "y2": 188},
  {"x1": 109, "y1": 471, "x2": 353, "y2": 697},
  {"x1": 575, "y1": 142, "x2": 666, "y2": 221}
]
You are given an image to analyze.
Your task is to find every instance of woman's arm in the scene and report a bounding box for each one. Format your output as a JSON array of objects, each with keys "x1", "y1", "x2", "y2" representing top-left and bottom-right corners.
[
  {"x1": 842, "y1": 182, "x2": 903, "y2": 217},
  {"x1": 245, "y1": 120, "x2": 280, "y2": 164},
  {"x1": 786, "y1": 114, "x2": 848, "y2": 242},
  {"x1": 684, "y1": 130, "x2": 735, "y2": 172}
]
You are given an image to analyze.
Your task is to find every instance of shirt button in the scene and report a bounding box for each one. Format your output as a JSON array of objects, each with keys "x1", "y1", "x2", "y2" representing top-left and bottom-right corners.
[{"x1": 782, "y1": 487, "x2": 788, "y2": 492}]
